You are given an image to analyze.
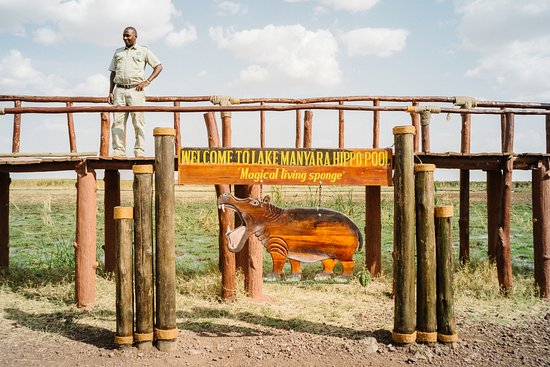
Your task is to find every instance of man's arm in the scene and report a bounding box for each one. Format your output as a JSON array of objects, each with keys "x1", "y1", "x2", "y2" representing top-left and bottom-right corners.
[
  {"x1": 136, "y1": 64, "x2": 163, "y2": 92},
  {"x1": 107, "y1": 71, "x2": 116, "y2": 104}
]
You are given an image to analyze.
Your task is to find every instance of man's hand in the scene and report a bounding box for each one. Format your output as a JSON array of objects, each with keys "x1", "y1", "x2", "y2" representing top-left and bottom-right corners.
[
  {"x1": 135, "y1": 80, "x2": 150, "y2": 92},
  {"x1": 107, "y1": 93, "x2": 114, "y2": 105}
]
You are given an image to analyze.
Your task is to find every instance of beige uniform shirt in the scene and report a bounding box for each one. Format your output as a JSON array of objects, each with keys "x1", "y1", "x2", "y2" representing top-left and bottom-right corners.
[{"x1": 109, "y1": 45, "x2": 161, "y2": 85}]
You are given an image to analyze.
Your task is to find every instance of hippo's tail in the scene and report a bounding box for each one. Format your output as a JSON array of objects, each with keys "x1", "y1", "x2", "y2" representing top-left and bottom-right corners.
[{"x1": 356, "y1": 226, "x2": 364, "y2": 253}]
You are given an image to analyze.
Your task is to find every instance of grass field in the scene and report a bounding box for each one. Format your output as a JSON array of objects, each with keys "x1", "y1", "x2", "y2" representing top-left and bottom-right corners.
[{"x1": 1, "y1": 179, "x2": 547, "y2": 340}]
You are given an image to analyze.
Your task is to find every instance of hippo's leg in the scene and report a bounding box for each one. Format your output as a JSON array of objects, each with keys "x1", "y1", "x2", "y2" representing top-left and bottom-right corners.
[
  {"x1": 334, "y1": 260, "x2": 355, "y2": 283},
  {"x1": 314, "y1": 258, "x2": 336, "y2": 281},
  {"x1": 286, "y1": 259, "x2": 302, "y2": 282},
  {"x1": 264, "y1": 252, "x2": 285, "y2": 282}
]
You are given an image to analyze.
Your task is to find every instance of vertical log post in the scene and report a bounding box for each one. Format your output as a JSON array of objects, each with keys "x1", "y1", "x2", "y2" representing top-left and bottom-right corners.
[
  {"x1": 0, "y1": 172, "x2": 10, "y2": 270},
  {"x1": 459, "y1": 113, "x2": 471, "y2": 264},
  {"x1": 303, "y1": 110, "x2": 313, "y2": 148},
  {"x1": 100, "y1": 112, "x2": 110, "y2": 157},
  {"x1": 104, "y1": 170, "x2": 120, "y2": 273},
  {"x1": 260, "y1": 102, "x2": 266, "y2": 148},
  {"x1": 295, "y1": 110, "x2": 302, "y2": 148},
  {"x1": 415, "y1": 164, "x2": 437, "y2": 344},
  {"x1": 12, "y1": 100, "x2": 21, "y2": 153},
  {"x1": 392, "y1": 125, "x2": 416, "y2": 345},
  {"x1": 67, "y1": 101, "x2": 77, "y2": 153},
  {"x1": 173, "y1": 101, "x2": 181, "y2": 150},
  {"x1": 435, "y1": 205, "x2": 458, "y2": 345},
  {"x1": 338, "y1": 101, "x2": 345, "y2": 148},
  {"x1": 153, "y1": 128, "x2": 178, "y2": 352},
  {"x1": 243, "y1": 185, "x2": 264, "y2": 300},
  {"x1": 75, "y1": 166, "x2": 97, "y2": 309},
  {"x1": 133, "y1": 165, "x2": 154, "y2": 350},
  {"x1": 410, "y1": 101, "x2": 420, "y2": 153},
  {"x1": 498, "y1": 113, "x2": 514, "y2": 293},
  {"x1": 114, "y1": 206, "x2": 134, "y2": 349},
  {"x1": 203, "y1": 112, "x2": 236, "y2": 301},
  {"x1": 486, "y1": 170, "x2": 502, "y2": 262},
  {"x1": 532, "y1": 159, "x2": 550, "y2": 298},
  {"x1": 365, "y1": 101, "x2": 381, "y2": 277}
]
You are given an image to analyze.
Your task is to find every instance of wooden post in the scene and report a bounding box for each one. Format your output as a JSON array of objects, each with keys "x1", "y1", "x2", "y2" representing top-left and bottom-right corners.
[
  {"x1": 415, "y1": 164, "x2": 437, "y2": 344},
  {"x1": 498, "y1": 113, "x2": 514, "y2": 293},
  {"x1": 260, "y1": 102, "x2": 266, "y2": 148},
  {"x1": 133, "y1": 165, "x2": 154, "y2": 350},
  {"x1": 392, "y1": 125, "x2": 416, "y2": 345},
  {"x1": 114, "y1": 206, "x2": 134, "y2": 349},
  {"x1": 100, "y1": 112, "x2": 110, "y2": 157},
  {"x1": 303, "y1": 110, "x2": 313, "y2": 148},
  {"x1": 12, "y1": 100, "x2": 21, "y2": 153},
  {"x1": 173, "y1": 101, "x2": 181, "y2": 150},
  {"x1": 153, "y1": 128, "x2": 178, "y2": 352},
  {"x1": 295, "y1": 110, "x2": 302, "y2": 148},
  {"x1": 532, "y1": 159, "x2": 550, "y2": 298},
  {"x1": 435, "y1": 206, "x2": 458, "y2": 345},
  {"x1": 459, "y1": 112, "x2": 471, "y2": 264},
  {"x1": 67, "y1": 101, "x2": 77, "y2": 153},
  {"x1": 546, "y1": 114, "x2": 550, "y2": 153},
  {"x1": 0, "y1": 172, "x2": 10, "y2": 270},
  {"x1": 203, "y1": 112, "x2": 236, "y2": 301},
  {"x1": 104, "y1": 169, "x2": 120, "y2": 273},
  {"x1": 75, "y1": 166, "x2": 97, "y2": 309},
  {"x1": 410, "y1": 101, "x2": 419, "y2": 152},
  {"x1": 487, "y1": 170, "x2": 502, "y2": 262},
  {"x1": 243, "y1": 185, "x2": 264, "y2": 300},
  {"x1": 338, "y1": 101, "x2": 344, "y2": 148},
  {"x1": 365, "y1": 100, "x2": 382, "y2": 277},
  {"x1": 233, "y1": 185, "x2": 249, "y2": 274}
]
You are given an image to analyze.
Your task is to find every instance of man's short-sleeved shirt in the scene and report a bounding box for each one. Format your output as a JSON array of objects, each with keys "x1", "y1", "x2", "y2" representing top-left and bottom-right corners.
[{"x1": 109, "y1": 45, "x2": 161, "y2": 85}]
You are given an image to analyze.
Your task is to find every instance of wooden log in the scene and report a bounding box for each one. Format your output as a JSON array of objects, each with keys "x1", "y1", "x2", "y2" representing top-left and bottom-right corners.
[
  {"x1": 173, "y1": 101, "x2": 181, "y2": 150},
  {"x1": 365, "y1": 186, "x2": 381, "y2": 277},
  {"x1": 486, "y1": 170, "x2": 502, "y2": 262},
  {"x1": 546, "y1": 114, "x2": 550, "y2": 153},
  {"x1": 392, "y1": 125, "x2": 417, "y2": 345},
  {"x1": 410, "y1": 101, "x2": 419, "y2": 152},
  {"x1": 338, "y1": 101, "x2": 345, "y2": 148},
  {"x1": 260, "y1": 102, "x2": 266, "y2": 148},
  {"x1": 243, "y1": 185, "x2": 264, "y2": 300},
  {"x1": 100, "y1": 112, "x2": 110, "y2": 157},
  {"x1": 497, "y1": 113, "x2": 514, "y2": 293},
  {"x1": 67, "y1": 101, "x2": 77, "y2": 153},
  {"x1": 415, "y1": 164, "x2": 437, "y2": 344},
  {"x1": 75, "y1": 167, "x2": 97, "y2": 309},
  {"x1": 373, "y1": 100, "x2": 380, "y2": 148},
  {"x1": 459, "y1": 112, "x2": 471, "y2": 264},
  {"x1": 0, "y1": 172, "x2": 10, "y2": 270},
  {"x1": 295, "y1": 110, "x2": 302, "y2": 148},
  {"x1": 234, "y1": 185, "x2": 248, "y2": 274},
  {"x1": 114, "y1": 206, "x2": 134, "y2": 348},
  {"x1": 153, "y1": 128, "x2": 178, "y2": 351},
  {"x1": 103, "y1": 169, "x2": 120, "y2": 273},
  {"x1": 203, "y1": 112, "x2": 236, "y2": 301},
  {"x1": 532, "y1": 160, "x2": 550, "y2": 298},
  {"x1": 133, "y1": 165, "x2": 154, "y2": 350},
  {"x1": 435, "y1": 206, "x2": 458, "y2": 344},
  {"x1": 12, "y1": 100, "x2": 21, "y2": 153},
  {"x1": 303, "y1": 110, "x2": 313, "y2": 148}
]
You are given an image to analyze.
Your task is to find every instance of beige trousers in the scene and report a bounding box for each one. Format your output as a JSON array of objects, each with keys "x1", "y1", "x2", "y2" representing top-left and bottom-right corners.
[{"x1": 111, "y1": 87, "x2": 146, "y2": 156}]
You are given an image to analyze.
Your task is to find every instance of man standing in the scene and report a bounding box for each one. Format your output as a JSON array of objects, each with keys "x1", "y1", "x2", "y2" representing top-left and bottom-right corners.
[{"x1": 108, "y1": 26, "x2": 163, "y2": 157}]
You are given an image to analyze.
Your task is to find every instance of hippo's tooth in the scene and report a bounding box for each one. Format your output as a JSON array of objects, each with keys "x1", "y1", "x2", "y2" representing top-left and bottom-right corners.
[
  {"x1": 226, "y1": 225, "x2": 231, "y2": 235},
  {"x1": 220, "y1": 204, "x2": 225, "y2": 212}
]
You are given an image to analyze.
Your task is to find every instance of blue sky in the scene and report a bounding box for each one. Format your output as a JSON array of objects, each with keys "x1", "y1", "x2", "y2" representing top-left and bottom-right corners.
[{"x1": 1, "y1": 0, "x2": 549, "y2": 180}]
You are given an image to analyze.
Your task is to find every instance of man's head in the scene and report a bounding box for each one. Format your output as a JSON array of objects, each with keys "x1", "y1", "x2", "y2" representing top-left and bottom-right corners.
[{"x1": 123, "y1": 27, "x2": 137, "y2": 48}]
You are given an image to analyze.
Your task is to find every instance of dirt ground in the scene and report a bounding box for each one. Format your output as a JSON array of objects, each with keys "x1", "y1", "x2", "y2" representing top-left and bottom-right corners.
[{"x1": 1, "y1": 308, "x2": 549, "y2": 367}]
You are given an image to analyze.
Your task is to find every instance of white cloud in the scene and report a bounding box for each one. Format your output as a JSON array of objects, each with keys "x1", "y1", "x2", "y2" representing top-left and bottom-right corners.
[
  {"x1": 0, "y1": 0, "x2": 187, "y2": 47},
  {"x1": 340, "y1": 27, "x2": 408, "y2": 57},
  {"x1": 209, "y1": 24, "x2": 341, "y2": 87},
  {"x1": 33, "y1": 27, "x2": 63, "y2": 45},
  {"x1": 240, "y1": 65, "x2": 269, "y2": 82},
  {"x1": 455, "y1": 0, "x2": 550, "y2": 100},
  {"x1": 284, "y1": 0, "x2": 379, "y2": 12},
  {"x1": 165, "y1": 25, "x2": 197, "y2": 47},
  {"x1": 216, "y1": 1, "x2": 248, "y2": 16}
]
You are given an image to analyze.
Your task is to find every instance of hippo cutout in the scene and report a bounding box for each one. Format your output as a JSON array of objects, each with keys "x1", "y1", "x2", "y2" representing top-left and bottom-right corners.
[{"x1": 217, "y1": 193, "x2": 363, "y2": 282}]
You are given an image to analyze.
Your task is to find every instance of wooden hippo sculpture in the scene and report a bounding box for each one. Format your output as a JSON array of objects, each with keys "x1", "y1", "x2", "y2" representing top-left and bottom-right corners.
[{"x1": 217, "y1": 193, "x2": 363, "y2": 281}]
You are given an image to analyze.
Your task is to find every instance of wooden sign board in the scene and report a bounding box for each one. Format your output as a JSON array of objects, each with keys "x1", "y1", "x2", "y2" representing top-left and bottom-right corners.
[{"x1": 178, "y1": 148, "x2": 392, "y2": 186}]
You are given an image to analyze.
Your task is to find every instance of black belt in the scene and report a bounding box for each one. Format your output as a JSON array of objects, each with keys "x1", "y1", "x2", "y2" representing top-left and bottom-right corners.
[{"x1": 116, "y1": 84, "x2": 137, "y2": 89}]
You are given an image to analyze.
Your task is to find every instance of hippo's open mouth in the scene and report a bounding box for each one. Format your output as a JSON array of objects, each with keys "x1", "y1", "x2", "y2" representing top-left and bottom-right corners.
[{"x1": 218, "y1": 203, "x2": 248, "y2": 252}]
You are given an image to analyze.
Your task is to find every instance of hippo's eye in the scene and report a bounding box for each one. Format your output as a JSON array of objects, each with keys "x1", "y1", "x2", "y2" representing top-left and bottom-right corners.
[{"x1": 250, "y1": 199, "x2": 259, "y2": 206}]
